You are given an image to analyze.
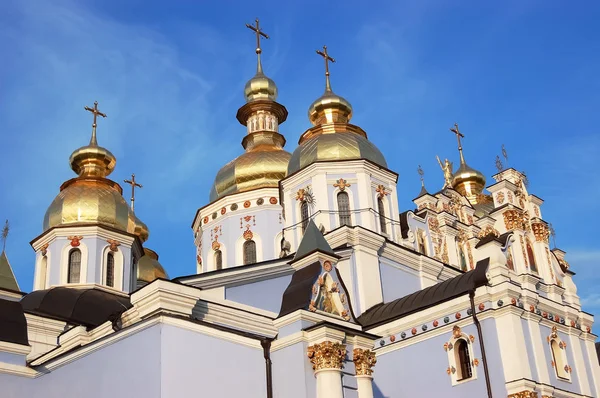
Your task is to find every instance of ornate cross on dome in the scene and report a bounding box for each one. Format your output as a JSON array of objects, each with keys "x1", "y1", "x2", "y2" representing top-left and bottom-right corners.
[
  {"x1": 417, "y1": 164, "x2": 425, "y2": 187},
  {"x1": 1, "y1": 220, "x2": 8, "y2": 252},
  {"x1": 245, "y1": 18, "x2": 269, "y2": 73},
  {"x1": 450, "y1": 123, "x2": 465, "y2": 164},
  {"x1": 84, "y1": 101, "x2": 107, "y2": 146},
  {"x1": 124, "y1": 173, "x2": 143, "y2": 212},
  {"x1": 316, "y1": 45, "x2": 335, "y2": 92}
]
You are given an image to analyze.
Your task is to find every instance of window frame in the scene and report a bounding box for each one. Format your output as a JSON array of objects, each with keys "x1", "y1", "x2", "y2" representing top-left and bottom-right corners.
[
  {"x1": 67, "y1": 248, "x2": 82, "y2": 284},
  {"x1": 243, "y1": 240, "x2": 257, "y2": 265},
  {"x1": 337, "y1": 191, "x2": 352, "y2": 227}
]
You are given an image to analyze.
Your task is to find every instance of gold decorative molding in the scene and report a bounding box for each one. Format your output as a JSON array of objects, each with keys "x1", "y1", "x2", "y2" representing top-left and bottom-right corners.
[
  {"x1": 333, "y1": 178, "x2": 351, "y2": 191},
  {"x1": 507, "y1": 391, "x2": 539, "y2": 398},
  {"x1": 40, "y1": 243, "x2": 49, "y2": 257},
  {"x1": 376, "y1": 184, "x2": 389, "y2": 199},
  {"x1": 243, "y1": 227, "x2": 253, "y2": 241},
  {"x1": 106, "y1": 239, "x2": 120, "y2": 252},
  {"x1": 503, "y1": 209, "x2": 526, "y2": 230},
  {"x1": 307, "y1": 341, "x2": 346, "y2": 371},
  {"x1": 496, "y1": 191, "x2": 505, "y2": 204},
  {"x1": 67, "y1": 236, "x2": 83, "y2": 247},
  {"x1": 531, "y1": 222, "x2": 549, "y2": 243},
  {"x1": 353, "y1": 348, "x2": 377, "y2": 376},
  {"x1": 477, "y1": 225, "x2": 500, "y2": 239}
]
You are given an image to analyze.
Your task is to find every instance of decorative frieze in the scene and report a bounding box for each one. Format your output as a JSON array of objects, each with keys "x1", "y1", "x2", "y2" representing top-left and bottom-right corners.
[
  {"x1": 532, "y1": 222, "x2": 549, "y2": 243},
  {"x1": 507, "y1": 391, "x2": 538, "y2": 398},
  {"x1": 477, "y1": 225, "x2": 500, "y2": 239},
  {"x1": 353, "y1": 348, "x2": 376, "y2": 376},
  {"x1": 307, "y1": 341, "x2": 346, "y2": 371},
  {"x1": 503, "y1": 209, "x2": 526, "y2": 230}
]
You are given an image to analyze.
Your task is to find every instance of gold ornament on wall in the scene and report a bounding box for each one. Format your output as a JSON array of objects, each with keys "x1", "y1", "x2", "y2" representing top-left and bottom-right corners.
[
  {"x1": 507, "y1": 392, "x2": 539, "y2": 398},
  {"x1": 307, "y1": 341, "x2": 346, "y2": 371},
  {"x1": 496, "y1": 192, "x2": 505, "y2": 205},
  {"x1": 532, "y1": 222, "x2": 550, "y2": 243},
  {"x1": 243, "y1": 227, "x2": 254, "y2": 241},
  {"x1": 477, "y1": 225, "x2": 500, "y2": 239},
  {"x1": 40, "y1": 243, "x2": 49, "y2": 257},
  {"x1": 353, "y1": 348, "x2": 377, "y2": 376},
  {"x1": 67, "y1": 236, "x2": 84, "y2": 247},
  {"x1": 376, "y1": 184, "x2": 389, "y2": 199},
  {"x1": 333, "y1": 178, "x2": 351, "y2": 191},
  {"x1": 106, "y1": 239, "x2": 120, "y2": 252}
]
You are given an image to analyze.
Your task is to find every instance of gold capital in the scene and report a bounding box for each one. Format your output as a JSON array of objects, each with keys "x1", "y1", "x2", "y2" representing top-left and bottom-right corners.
[
  {"x1": 353, "y1": 348, "x2": 377, "y2": 376},
  {"x1": 123, "y1": 173, "x2": 143, "y2": 211},
  {"x1": 84, "y1": 101, "x2": 107, "y2": 146},
  {"x1": 316, "y1": 45, "x2": 336, "y2": 92},
  {"x1": 307, "y1": 341, "x2": 346, "y2": 371}
]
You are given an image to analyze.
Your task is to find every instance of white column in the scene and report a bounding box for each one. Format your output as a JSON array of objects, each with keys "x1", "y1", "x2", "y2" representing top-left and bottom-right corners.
[
  {"x1": 353, "y1": 348, "x2": 376, "y2": 398},
  {"x1": 307, "y1": 341, "x2": 346, "y2": 398}
]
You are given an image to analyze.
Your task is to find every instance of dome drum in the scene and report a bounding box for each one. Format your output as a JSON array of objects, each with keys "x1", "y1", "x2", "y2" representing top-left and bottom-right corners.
[
  {"x1": 308, "y1": 92, "x2": 353, "y2": 126},
  {"x1": 236, "y1": 99, "x2": 288, "y2": 126},
  {"x1": 138, "y1": 248, "x2": 168, "y2": 283},
  {"x1": 451, "y1": 163, "x2": 486, "y2": 204},
  {"x1": 69, "y1": 145, "x2": 116, "y2": 178}
]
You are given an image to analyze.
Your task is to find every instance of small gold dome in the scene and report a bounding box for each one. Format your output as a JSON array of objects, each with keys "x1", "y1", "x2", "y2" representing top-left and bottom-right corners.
[
  {"x1": 43, "y1": 178, "x2": 133, "y2": 232},
  {"x1": 244, "y1": 71, "x2": 278, "y2": 102},
  {"x1": 133, "y1": 215, "x2": 149, "y2": 243},
  {"x1": 70, "y1": 144, "x2": 116, "y2": 178},
  {"x1": 137, "y1": 248, "x2": 168, "y2": 283},
  {"x1": 287, "y1": 132, "x2": 387, "y2": 175},
  {"x1": 210, "y1": 144, "x2": 291, "y2": 201},
  {"x1": 452, "y1": 162, "x2": 486, "y2": 204},
  {"x1": 308, "y1": 90, "x2": 353, "y2": 125}
]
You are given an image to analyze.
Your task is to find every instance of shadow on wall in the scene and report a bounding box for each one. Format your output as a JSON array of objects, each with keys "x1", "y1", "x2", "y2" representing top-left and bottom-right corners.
[{"x1": 373, "y1": 382, "x2": 390, "y2": 398}]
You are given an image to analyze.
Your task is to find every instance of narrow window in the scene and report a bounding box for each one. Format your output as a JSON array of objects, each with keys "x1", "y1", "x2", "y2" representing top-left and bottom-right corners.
[
  {"x1": 455, "y1": 339, "x2": 472, "y2": 381},
  {"x1": 551, "y1": 340, "x2": 569, "y2": 379},
  {"x1": 526, "y1": 241, "x2": 538, "y2": 273},
  {"x1": 68, "y1": 249, "x2": 81, "y2": 283},
  {"x1": 39, "y1": 257, "x2": 48, "y2": 289},
  {"x1": 378, "y1": 197, "x2": 387, "y2": 233},
  {"x1": 214, "y1": 250, "x2": 223, "y2": 270},
  {"x1": 459, "y1": 247, "x2": 468, "y2": 271},
  {"x1": 243, "y1": 240, "x2": 257, "y2": 265},
  {"x1": 337, "y1": 192, "x2": 351, "y2": 226},
  {"x1": 301, "y1": 201, "x2": 309, "y2": 234},
  {"x1": 106, "y1": 252, "x2": 115, "y2": 287}
]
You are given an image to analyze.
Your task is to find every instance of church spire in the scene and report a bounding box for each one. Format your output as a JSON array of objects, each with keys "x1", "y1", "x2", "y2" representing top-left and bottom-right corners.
[
  {"x1": 316, "y1": 45, "x2": 335, "y2": 93},
  {"x1": 245, "y1": 18, "x2": 269, "y2": 76},
  {"x1": 84, "y1": 101, "x2": 107, "y2": 147},
  {"x1": 243, "y1": 18, "x2": 278, "y2": 103},
  {"x1": 450, "y1": 123, "x2": 466, "y2": 165},
  {"x1": 1, "y1": 220, "x2": 9, "y2": 253}
]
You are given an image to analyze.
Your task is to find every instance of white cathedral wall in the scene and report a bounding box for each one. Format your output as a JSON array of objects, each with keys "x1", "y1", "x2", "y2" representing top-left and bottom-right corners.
[
  {"x1": 271, "y1": 341, "x2": 316, "y2": 398},
  {"x1": 224, "y1": 274, "x2": 293, "y2": 314},
  {"x1": 378, "y1": 259, "x2": 421, "y2": 303}
]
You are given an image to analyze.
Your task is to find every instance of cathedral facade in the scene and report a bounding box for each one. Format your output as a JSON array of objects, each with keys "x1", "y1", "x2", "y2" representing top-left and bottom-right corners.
[{"x1": 0, "y1": 19, "x2": 598, "y2": 398}]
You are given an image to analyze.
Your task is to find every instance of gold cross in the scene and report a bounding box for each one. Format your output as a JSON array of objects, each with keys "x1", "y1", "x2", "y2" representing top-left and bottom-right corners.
[
  {"x1": 417, "y1": 165, "x2": 425, "y2": 186},
  {"x1": 246, "y1": 18, "x2": 269, "y2": 55},
  {"x1": 450, "y1": 123, "x2": 465, "y2": 163},
  {"x1": 84, "y1": 101, "x2": 107, "y2": 146},
  {"x1": 1, "y1": 220, "x2": 8, "y2": 252},
  {"x1": 123, "y1": 173, "x2": 143, "y2": 211},
  {"x1": 316, "y1": 45, "x2": 335, "y2": 92}
]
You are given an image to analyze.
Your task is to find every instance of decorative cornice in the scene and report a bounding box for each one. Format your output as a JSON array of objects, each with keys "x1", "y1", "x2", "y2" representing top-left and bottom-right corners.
[
  {"x1": 353, "y1": 348, "x2": 376, "y2": 376},
  {"x1": 307, "y1": 341, "x2": 347, "y2": 371},
  {"x1": 507, "y1": 391, "x2": 538, "y2": 398}
]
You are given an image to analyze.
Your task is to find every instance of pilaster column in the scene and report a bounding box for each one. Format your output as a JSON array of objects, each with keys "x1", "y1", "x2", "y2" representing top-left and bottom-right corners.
[
  {"x1": 307, "y1": 341, "x2": 346, "y2": 398},
  {"x1": 353, "y1": 348, "x2": 377, "y2": 398}
]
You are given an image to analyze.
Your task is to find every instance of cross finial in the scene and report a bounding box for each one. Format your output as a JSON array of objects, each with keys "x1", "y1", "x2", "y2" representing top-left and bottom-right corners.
[
  {"x1": 84, "y1": 101, "x2": 107, "y2": 146},
  {"x1": 495, "y1": 155, "x2": 504, "y2": 173},
  {"x1": 417, "y1": 164, "x2": 425, "y2": 187},
  {"x1": 316, "y1": 45, "x2": 336, "y2": 92},
  {"x1": 1, "y1": 220, "x2": 9, "y2": 252},
  {"x1": 123, "y1": 174, "x2": 143, "y2": 211},
  {"x1": 501, "y1": 144, "x2": 509, "y2": 165},
  {"x1": 245, "y1": 18, "x2": 269, "y2": 74},
  {"x1": 449, "y1": 123, "x2": 465, "y2": 164}
]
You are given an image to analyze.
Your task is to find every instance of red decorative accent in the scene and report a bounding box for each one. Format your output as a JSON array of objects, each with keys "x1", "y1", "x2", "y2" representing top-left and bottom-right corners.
[
  {"x1": 243, "y1": 200, "x2": 251, "y2": 208},
  {"x1": 511, "y1": 298, "x2": 517, "y2": 305},
  {"x1": 542, "y1": 312, "x2": 548, "y2": 318},
  {"x1": 107, "y1": 239, "x2": 120, "y2": 252},
  {"x1": 433, "y1": 320, "x2": 439, "y2": 327},
  {"x1": 196, "y1": 255, "x2": 202, "y2": 265},
  {"x1": 571, "y1": 320, "x2": 576, "y2": 327},
  {"x1": 455, "y1": 312, "x2": 461, "y2": 320},
  {"x1": 212, "y1": 240, "x2": 221, "y2": 250},
  {"x1": 587, "y1": 326, "x2": 591, "y2": 333},
  {"x1": 203, "y1": 216, "x2": 209, "y2": 224},
  {"x1": 411, "y1": 328, "x2": 417, "y2": 335},
  {"x1": 478, "y1": 303, "x2": 485, "y2": 311},
  {"x1": 530, "y1": 305, "x2": 535, "y2": 312},
  {"x1": 40, "y1": 243, "x2": 49, "y2": 256},
  {"x1": 68, "y1": 236, "x2": 83, "y2": 247},
  {"x1": 220, "y1": 207, "x2": 226, "y2": 215},
  {"x1": 269, "y1": 197, "x2": 278, "y2": 204},
  {"x1": 390, "y1": 335, "x2": 396, "y2": 342},
  {"x1": 554, "y1": 315, "x2": 559, "y2": 322},
  {"x1": 323, "y1": 261, "x2": 333, "y2": 272},
  {"x1": 243, "y1": 215, "x2": 252, "y2": 222},
  {"x1": 243, "y1": 228, "x2": 254, "y2": 241}
]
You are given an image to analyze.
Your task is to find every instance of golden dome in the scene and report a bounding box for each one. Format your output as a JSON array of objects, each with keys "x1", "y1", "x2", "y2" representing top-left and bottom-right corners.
[
  {"x1": 210, "y1": 135, "x2": 291, "y2": 201},
  {"x1": 452, "y1": 161, "x2": 486, "y2": 204},
  {"x1": 133, "y1": 214, "x2": 149, "y2": 243},
  {"x1": 244, "y1": 71, "x2": 278, "y2": 102},
  {"x1": 287, "y1": 131, "x2": 387, "y2": 175},
  {"x1": 308, "y1": 90, "x2": 353, "y2": 125},
  {"x1": 137, "y1": 248, "x2": 168, "y2": 283}
]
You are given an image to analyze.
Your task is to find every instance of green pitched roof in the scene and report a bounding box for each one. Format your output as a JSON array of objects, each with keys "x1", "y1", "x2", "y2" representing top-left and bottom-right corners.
[
  {"x1": 0, "y1": 251, "x2": 19, "y2": 291},
  {"x1": 293, "y1": 220, "x2": 335, "y2": 261}
]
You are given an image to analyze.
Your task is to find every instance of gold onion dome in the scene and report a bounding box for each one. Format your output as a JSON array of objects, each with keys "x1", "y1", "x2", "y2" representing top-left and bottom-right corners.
[
  {"x1": 448, "y1": 123, "x2": 486, "y2": 204},
  {"x1": 210, "y1": 18, "x2": 290, "y2": 201},
  {"x1": 137, "y1": 248, "x2": 168, "y2": 283},
  {"x1": 43, "y1": 101, "x2": 149, "y2": 242},
  {"x1": 287, "y1": 46, "x2": 386, "y2": 175}
]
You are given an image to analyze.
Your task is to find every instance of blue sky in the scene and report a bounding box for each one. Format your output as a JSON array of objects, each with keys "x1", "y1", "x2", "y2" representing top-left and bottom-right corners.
[{"x1": 0, "y1": 1, "x2": 599, "y2": 319}]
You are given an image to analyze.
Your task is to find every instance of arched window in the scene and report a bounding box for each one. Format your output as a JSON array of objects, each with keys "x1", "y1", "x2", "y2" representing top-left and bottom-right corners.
[
  {"x1": 526, "y1": 241, "x2": 538, "y2": 273},
  {"x1": 214, "y1": 250, "x2": 223, "y2": 270},
  {"x1": 39, "y1": 257, "x2": 48, "y2": 289},
  {"x1": 243, "y1": 240, "x2": 257, "y2": 265},
  {"x1": 301, "y1": 201, "x2": 309, "y2": 234},
  {"x1": 106, "y1": 252, "x2": 115, "y2": 287},
  {"x1": 455, "y1": 339, "x2": 473, "y2": 381},
  {"x1": 459, "y1": 247, "x2": 468, "y2": 271},
  {"x1": 337, "y1": 192, "x2": 351, "y2": 226},
  {"x1": 377, "y1": 197, "x2": 387, "y2": 234},
  {"x1": 417, "y1": 230, "x2": 427, "y2": 255},
  {"x1": 68, "y1": 249, "x2": 81, "y2": 284}
]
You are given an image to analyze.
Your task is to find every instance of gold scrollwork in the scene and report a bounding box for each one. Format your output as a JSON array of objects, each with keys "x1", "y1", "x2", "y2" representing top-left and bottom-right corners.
[
  {"x1": 307, "y1": 341, "x2": 346, "y2": 371},
  {"x1": 353, "y1": 348, "x2": 377, "y2": 376}
]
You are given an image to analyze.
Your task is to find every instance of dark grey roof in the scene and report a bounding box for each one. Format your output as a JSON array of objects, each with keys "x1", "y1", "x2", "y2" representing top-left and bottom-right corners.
[
  {"x1": 399, "y1": 211, "x2": 410, "y2": 239},
  {"x1": 0, "y1": 251, "x2": 19, "y2": 291},
  {"x1": 475, "y1": 231, "x2": 512, "y2": 249},
  {"x1": 358, "y1": 258, "x2": 490, "y2": 328},
  {"x1": 21, "y1": 287, "x2": 132, "y2": 328},
  {"x1": 278, "y1": 261, "x2": 322, "y2": 318},
  {"x1": 417, "y1": 184, "x2": 429, "y2": 198},
  {"x1": 0, "y1": 298, "x2": 28, "y2": 345},
  {"x1": 293, "y1": 219, "x2": 336, "y2": 261}
]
